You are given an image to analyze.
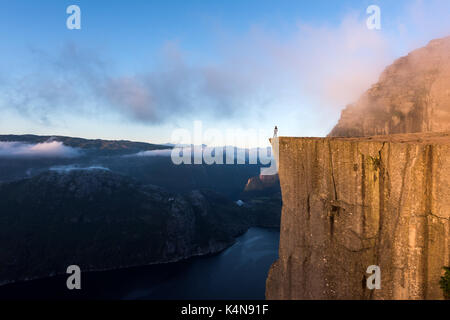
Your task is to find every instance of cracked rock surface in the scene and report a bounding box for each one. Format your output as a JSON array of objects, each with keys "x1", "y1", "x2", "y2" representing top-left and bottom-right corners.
[{"x1": 266, "y1": 133, "x2": 450, "y2": 300}]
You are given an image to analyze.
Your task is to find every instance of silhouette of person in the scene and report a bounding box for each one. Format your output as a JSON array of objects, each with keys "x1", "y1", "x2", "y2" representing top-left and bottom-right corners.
[{"x1": 274, "y1": 126, "x2": 278, "y2": 138}]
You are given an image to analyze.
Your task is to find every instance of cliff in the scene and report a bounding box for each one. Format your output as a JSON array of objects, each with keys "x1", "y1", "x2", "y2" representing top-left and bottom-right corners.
[
  {"x1": 266, "y1": 133, "x2": 450, "y2": 299},
  {"x1": 244, "y1": 174, "x2": 279, "y2": 193},
  {"x1": 329, "y1": 36, "x2": 450, "y2": 137},
  {"x1": 0, "y1": 170, "x2": 268, "y2": 286}
]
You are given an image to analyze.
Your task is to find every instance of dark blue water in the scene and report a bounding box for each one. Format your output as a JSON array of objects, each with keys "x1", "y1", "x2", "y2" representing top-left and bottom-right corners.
[{"x1": 0, "y1": 227, "x2": 279, "y2": 300}]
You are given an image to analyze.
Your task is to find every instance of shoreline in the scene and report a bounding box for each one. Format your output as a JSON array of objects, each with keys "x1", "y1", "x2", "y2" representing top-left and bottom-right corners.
[{"x1": 0, "y1": 226, "x2": 280, "y2": 289}]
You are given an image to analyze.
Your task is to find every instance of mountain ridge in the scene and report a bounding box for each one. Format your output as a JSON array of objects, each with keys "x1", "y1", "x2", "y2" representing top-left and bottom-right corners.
[{"x1": 0, "y1": 169, "x2": 279, "y2": 286}]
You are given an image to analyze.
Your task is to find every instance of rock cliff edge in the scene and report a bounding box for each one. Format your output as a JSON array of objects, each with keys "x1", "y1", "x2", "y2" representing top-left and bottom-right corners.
[{"x1": 266, "y1": 133, "x2": 450, "y2": 299}]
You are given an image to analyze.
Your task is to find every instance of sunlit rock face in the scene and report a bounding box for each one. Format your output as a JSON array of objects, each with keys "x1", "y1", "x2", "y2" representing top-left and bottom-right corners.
[
  {"x1": 266, "y1": 133, "x2": 450, "y2": 300},
  {"x1": 267, "y1": 37, "x2": 450, "y2": 300},
  {"x1": 329, "y1": 36, "x2": 450, "y2": 137},
  {"x1": 244, "y1": 174, "x2": 280, "y2": 193}
]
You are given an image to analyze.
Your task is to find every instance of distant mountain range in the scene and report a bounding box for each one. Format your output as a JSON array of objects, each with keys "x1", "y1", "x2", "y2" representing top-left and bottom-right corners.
[
  {"x1": 0, "y1": 134, "x2": 169, "y2": 156},
  {"x1": 0, "y1": 134, "x2": 281, "y2": 286},
  {"x1": 0, "y1": 134, "x2": 277, "y2": 199}
]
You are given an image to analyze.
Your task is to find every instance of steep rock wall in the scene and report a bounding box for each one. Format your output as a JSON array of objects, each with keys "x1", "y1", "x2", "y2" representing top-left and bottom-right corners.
[
  {"x1": 329, "y1": 36, "x2": 450, "y2": 137},
  {"x1": 266, "y1": 133, "x2": 450, "y2": 299}
]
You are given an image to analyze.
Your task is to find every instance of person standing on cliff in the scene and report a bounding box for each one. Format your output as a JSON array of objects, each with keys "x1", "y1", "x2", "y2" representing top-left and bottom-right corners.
[{"x1": 274, "y1": 126, "x2": 278, "y2": 138}]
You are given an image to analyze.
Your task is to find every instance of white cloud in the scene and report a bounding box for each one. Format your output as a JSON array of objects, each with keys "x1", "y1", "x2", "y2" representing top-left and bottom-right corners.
[
  {"x1": 0, "y1": 0, "x2": 449, "y2": 137},
  {"x1": 49, "y1": 165, "x2": 109, "y2": 172},
  {"x1": 0, "y1": 141, "x2": 80, "y2": 158},
  {"x1": 130, "y1": 149, "x2": 173, "y2": 157}
]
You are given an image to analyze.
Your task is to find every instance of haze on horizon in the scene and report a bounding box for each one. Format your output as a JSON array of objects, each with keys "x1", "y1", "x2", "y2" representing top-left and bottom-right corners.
[{"x1": 0, "y1": 0, "x2": 449, "y2": 147}]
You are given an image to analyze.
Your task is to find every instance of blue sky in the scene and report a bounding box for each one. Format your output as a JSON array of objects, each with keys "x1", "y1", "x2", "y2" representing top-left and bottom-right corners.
[{"x1": 0, "y1": 0, "x2": 449, "y2": 146}]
